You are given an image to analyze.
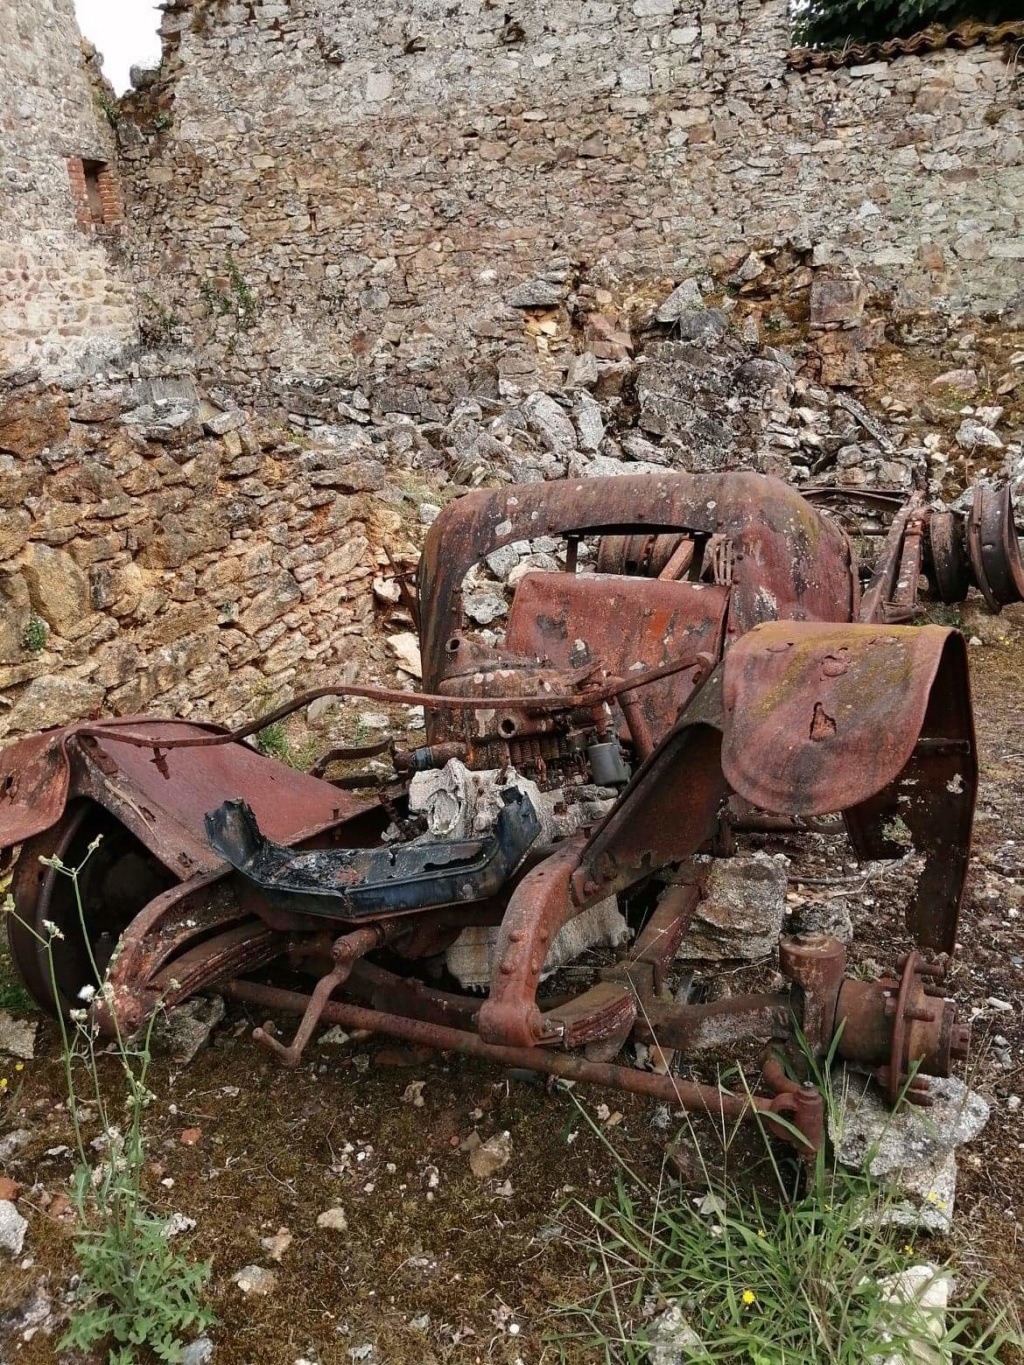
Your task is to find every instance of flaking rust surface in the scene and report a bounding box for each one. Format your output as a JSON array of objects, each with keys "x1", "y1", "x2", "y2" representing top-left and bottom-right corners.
[{"x1": 2, "y1": 606, "x2": 1023, "y2": 1364}]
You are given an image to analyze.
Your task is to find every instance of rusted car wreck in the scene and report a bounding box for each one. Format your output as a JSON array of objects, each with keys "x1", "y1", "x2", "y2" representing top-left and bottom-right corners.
[{"x1": 3, "y1": 472, "x2": 1022, "y2": 1151}]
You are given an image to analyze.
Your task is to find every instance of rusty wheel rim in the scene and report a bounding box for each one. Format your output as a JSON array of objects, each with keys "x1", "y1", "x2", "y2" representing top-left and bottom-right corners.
[
  {"x1": 967, "y1": 484, "x2": 1024, "y2": 611},
  {"x1": 927, "y1": 510, "x2": 969, "y2": 604},
  {"x1": 7, "y1": 801, "x2": 171, "y2": 1019}
]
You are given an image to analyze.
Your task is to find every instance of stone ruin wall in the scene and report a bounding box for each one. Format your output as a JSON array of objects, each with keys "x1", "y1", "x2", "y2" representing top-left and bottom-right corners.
[
  {"x1": 0, "y1": 0, "x2": 137, "y2": 379},
  {"x1": 118, "y1": 0, "x2": 1024, "y2": 405},
  {"x1": 1, "y1": 0, "x2": 1022, "y2": 747}
]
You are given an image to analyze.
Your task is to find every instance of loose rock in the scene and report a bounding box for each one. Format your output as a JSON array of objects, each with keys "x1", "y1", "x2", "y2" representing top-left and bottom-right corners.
[
  {"x1": 0, "y1": 1009, "x2": 36, "y2": 1061},
  {"x1": 645, "y1": 1302, "x2": 709, "y2": 1362},
  {"x1": 467, "y1": 1130, "x2": 512, "y2": 1178},
  {"x1": 676, "y1": 852, "x2": 789, "y2": 961},
  {"x1": 231, "y1": 1265, "x2": 278, "y2": 1295},
  {"x1": 152, "y1": 996, "x2": 225, "y2": 1065},
  {"x1": 316, "y1": 1206, "x2": 349, "y2": 1233},
  {"x1": 0, "y1": 1199, "x2": 28, "y2": 1256}
]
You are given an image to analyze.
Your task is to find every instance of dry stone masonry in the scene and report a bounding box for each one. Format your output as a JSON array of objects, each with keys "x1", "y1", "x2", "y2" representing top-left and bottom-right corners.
[
  {"x1": 117, "y1": 0, "x2": 1024, "y2": 403},
  {"x1": 0, "y1": 0, "x2": 137, "y2": 378},
  {"x1": 0, "y1": 0, "x2": 1022, "y2": 738}
]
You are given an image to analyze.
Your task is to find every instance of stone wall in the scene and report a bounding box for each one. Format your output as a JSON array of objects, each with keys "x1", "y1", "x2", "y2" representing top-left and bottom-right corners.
[
  {"x1": 0, "y1": 367, "x2": 427, "y2": 744},
  {"x1": 118, "y1": 0, "x2": 1023, "y2": 403},
  {"x1": 0, "y1": 0, "x2": 137, "y2": 379},
  {"x1": 2, "y1": 273, "x2": 1020, "y2": 745}
]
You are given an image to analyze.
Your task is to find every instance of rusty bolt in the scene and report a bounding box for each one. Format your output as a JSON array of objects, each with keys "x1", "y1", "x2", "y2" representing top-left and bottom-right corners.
[{"x1": 904, "y1": 1006, "x2": 937, "y2": 1024}]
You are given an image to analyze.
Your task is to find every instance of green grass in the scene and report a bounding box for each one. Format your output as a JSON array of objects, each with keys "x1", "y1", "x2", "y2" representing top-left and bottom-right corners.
[
  {"x1": 16, "y1": 844, "x2": 216, "y2": 1362},
  {"x1": 554, "y1": 1071, "x2": 1020, "y2": 1363},
  {"x1": 255, "y1": 719, "x2": 291, "y2": 761}
]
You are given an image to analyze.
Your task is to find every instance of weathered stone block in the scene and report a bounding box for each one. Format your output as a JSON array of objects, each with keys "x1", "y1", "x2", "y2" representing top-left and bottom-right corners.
[
  {"x1": 19, "y1": 542, "x2": 91, "y2": 635},
  {"x1": 7, "y1": 675, "x2": 104, "y2": 733},
  {"x1": 676, "y1": 852, "x2": 789, "y2": 961},
  {"x1": 238, "y1": 571, "x2": 303, "y2": 635}
]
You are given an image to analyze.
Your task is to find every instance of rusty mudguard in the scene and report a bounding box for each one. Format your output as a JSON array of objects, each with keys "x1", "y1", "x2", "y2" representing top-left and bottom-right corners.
[
  {"x1": 534, "y1": 623, "x2": 974, "y2": 974},
  {"x1": 0, "y1": 719, "x2": 368, "y2": 878}
]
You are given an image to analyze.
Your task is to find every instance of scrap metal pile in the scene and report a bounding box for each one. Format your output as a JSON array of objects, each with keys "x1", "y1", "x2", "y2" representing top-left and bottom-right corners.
[{"x1": 3, "y1": 472, "x2": 1022, "y2": 1151}]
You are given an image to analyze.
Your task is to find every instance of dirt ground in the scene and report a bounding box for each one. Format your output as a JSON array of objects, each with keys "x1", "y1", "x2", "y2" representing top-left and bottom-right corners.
[{"x1": 1, "y1": 605, "x2": 1023, "y2": 1365}]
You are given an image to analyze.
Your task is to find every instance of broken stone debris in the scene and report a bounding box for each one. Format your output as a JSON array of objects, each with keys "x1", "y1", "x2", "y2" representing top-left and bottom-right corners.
[
  {"x1": 0, "y1": 1199, "x2": 28, "y2": 1256},
  {"x1": 4, "y1": 271, "x2": 1020, "y2": 752},
  {"x1": 0, "y1": 1009, "x2": 36, "y2": 1061},
  {"x1": 676, "y1": 852, "x2": 789, "y2": 962},
  {"x1": 161, "y1": 1212, "x2": 198, "y2": 1238},
  {"x1": 260, "y1": 1226, "x2": 293, "y2": 1261},
  {"x1": 830, "y1": 1070, "x2": 989, "y2": 1233},
  {"x1": 316, "y1": 1206, "x2": 349, "y2": 1233},
  {"x1": 877, "y1": 1265, "x2": 951, "y2": 1365},
  {"x1": 645, "y1": 1302, "x2": 709, "y2": 1363},
  {"x1": 181, "y1": 1338, "x2": 216, "y2": 1365},
  {"x1": 387, "y1": 631, "x2": 422, "y2": 677},
  {"x1": 151, "y1": 995, "x2": 225, "y2": 1065},
  {"x1": 231, "y1": 1264, "x2": 278, "y2": 1295},
  {"x1": 466, "y1": 1129, "x2": 512, "y2": 1179}
]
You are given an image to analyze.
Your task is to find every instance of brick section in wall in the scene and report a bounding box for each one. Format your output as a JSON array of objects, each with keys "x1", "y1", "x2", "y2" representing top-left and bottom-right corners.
[{"x1": 66, "y1": 156, "x2": 123, "y2": 231}]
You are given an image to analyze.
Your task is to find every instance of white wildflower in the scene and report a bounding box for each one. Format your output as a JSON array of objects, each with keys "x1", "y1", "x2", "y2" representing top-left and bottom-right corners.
[
  {"x1": 78, "y1": 984, "x2": 97, "y2": 1002},
  {"x1": 41, "y1": 919, "x2": 65, "y2": 941}
]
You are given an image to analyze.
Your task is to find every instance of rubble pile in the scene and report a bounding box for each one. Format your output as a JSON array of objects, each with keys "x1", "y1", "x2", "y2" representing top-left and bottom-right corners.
[{"x1": 1, "y1": 265, "x2": 1021, "y2": 745}]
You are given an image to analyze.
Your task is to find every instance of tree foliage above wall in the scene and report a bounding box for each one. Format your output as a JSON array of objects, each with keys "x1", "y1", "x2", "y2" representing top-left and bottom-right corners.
[{"x1": 794, "y1": 0, "x2": 1019, "y2": 47}]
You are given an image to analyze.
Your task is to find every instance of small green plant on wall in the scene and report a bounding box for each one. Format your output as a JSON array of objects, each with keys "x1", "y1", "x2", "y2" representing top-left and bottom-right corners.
[
  {"x1": 21, "y1": 614, "x2": 48, "y2": 653},
  {"x1": 199, "y1": 254, "x2": 259, "y2": 332}
]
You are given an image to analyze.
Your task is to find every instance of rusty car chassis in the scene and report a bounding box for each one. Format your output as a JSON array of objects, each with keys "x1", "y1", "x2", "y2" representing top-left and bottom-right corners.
[{"x1": 3, "y1": 471, "x2": 1022, "y2": 1152}]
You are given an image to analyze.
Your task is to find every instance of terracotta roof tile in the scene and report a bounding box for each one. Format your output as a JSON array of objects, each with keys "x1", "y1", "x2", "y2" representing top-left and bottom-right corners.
[{"x1": 787, "y1": 20, "x2": 1024, "y2": 71}]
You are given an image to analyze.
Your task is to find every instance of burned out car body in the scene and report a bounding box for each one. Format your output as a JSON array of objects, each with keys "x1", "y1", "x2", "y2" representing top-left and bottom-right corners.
[{"x1": 3, "y1": 471, "x2": 1022, "y2": 1148}]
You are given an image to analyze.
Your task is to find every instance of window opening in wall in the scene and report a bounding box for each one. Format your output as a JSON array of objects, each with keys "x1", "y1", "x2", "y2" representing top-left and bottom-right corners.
[
  {"x1": 68, "y1": 156, "x2": 121, "y2": 231},
  {"x1": 82, "y1": 159, "x2": 105, "y2": 223}
]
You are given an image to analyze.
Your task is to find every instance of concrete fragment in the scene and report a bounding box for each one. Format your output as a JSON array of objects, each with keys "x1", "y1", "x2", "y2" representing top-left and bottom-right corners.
[
  {"x1": 645, "y1": 1302, "x2": 709, "y2": 1363},
  {"x1": 831, "y1": 1070, "x2": 988, "y2": 1231},
  {"x1": 0, "y1": 1010, "x2": 36, "y2": 1060},
  {"x1": 832, "y1": 1072, "x2": 989, "y2": 1177},
  {"x1": 0, "y1": 1200, "x2": 28, "y2": 1256},
  {"x1": 231, "y1": 1265, "x2": 278, "y2": 1295},
  {"x1": 152, "y1": 996, "x2": 225, "y2": 1065},
  {"x1": 676, "y1": 852, "x2": 789, "y2": 961}
]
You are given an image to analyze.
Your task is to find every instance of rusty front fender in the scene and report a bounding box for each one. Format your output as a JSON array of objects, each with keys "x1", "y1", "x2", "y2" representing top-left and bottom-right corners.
[
  {"x1": 720, "y1": 622, "x2": 976, "y2": 953},
  {"x1": 0, "y1": 729, "x2": 75, "y2": 852}
]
